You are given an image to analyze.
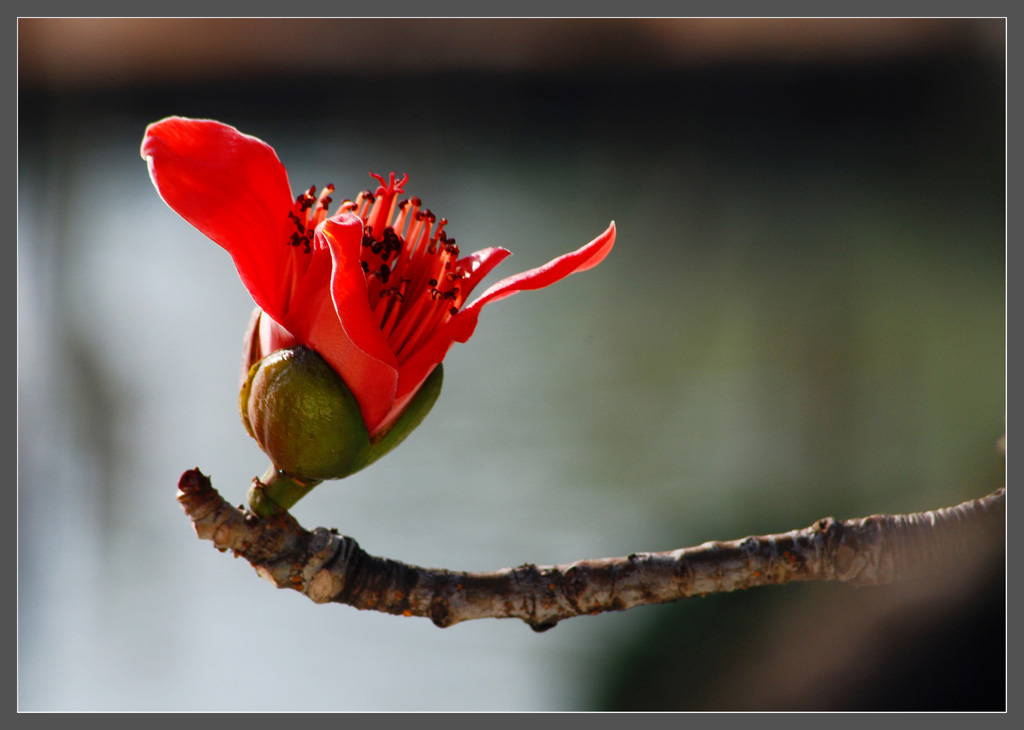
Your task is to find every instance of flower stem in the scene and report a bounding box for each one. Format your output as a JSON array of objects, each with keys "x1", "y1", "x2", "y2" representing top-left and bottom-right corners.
[{"x1": 248, "y1": 466, "x2": 322, "y2": 517}]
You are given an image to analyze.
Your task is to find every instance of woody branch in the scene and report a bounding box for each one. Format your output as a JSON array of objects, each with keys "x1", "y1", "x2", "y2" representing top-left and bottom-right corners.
[{"x1": 177, "y1": 467, "x2": 1005, "y2": 632}]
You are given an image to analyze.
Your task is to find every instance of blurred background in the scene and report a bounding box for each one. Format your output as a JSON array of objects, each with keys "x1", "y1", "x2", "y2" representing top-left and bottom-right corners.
[{"x1": 18, "y1": 18, "x2": 1005, "y2": 711}]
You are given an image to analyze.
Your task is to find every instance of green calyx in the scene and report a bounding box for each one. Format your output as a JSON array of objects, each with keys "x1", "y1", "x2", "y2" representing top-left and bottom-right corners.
[
  {"x1": 240, "y1": 346, "x2": 370, "y2": 482},
  {"x1": 240, "y1": 346, "x2": 443, "y2": 515}
]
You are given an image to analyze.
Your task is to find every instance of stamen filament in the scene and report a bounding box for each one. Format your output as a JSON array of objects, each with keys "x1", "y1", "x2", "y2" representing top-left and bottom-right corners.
[{"x1": 290, "y1": 172, "x2": 467, "y2": 368}]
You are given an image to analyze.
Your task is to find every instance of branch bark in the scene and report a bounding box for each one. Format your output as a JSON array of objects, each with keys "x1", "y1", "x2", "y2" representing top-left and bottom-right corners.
[{"x1": 177, "y1": 469, "x2": 1005, "y2": 631}]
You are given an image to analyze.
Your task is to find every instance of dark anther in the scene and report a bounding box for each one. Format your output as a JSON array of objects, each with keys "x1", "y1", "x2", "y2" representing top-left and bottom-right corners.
[
  {"x1": 360, "y1": 261, "x2": 370, "y2": 273},
  {"x1": 449, "y1": 306, "x2": 458, "y2": 316},
  {"x1": 428, "y1": 278, "x2": 438, "y2": 286}
]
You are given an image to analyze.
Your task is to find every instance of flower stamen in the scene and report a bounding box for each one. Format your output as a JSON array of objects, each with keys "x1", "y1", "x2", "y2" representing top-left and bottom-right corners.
[
  {"x1": 330, "y1": 173, "x2": 470, "y2": 366},
  {"x1": 367, "y1": 172, "x2": 408, "y2": 242},
  {"x1": 293, "y1": 173, "x2": 475, "y2": 368},
  {"x1": 286, "y1": 184, "x2": 334, "y2": 254}
]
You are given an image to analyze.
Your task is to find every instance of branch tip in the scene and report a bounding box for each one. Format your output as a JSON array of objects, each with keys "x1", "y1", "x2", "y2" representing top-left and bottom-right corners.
[{"x1": 178, "y1": 467, "x2": 212, "y2": 494}]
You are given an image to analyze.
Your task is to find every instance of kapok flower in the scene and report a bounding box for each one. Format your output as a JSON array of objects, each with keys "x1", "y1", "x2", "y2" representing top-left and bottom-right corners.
[{"x1": 141, "y1": 116, "x2": 615, "y2": 451}]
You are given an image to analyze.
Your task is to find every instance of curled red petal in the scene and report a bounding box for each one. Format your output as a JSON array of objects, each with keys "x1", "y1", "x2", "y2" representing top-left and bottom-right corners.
[
  {"x1": 141, "y1": 117, "x2": 296, "y2": 320},
  {"x1": 392, "y1": 222, "x2": 616, "y2": 410},
  {"x1": 315, "y1": 214, "x2": 400, "y2": 434},
  {"x1": 466, "y1": 221, "x2": 616, "y2": 313},
  {"x1": 455, "y1": 246, "x2": 512, "y2": 300}
]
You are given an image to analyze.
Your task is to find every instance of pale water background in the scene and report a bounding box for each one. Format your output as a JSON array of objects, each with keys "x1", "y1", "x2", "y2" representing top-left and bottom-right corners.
[{"x1": 18, "y1": 19, "x2": 1005, "y2": 710}]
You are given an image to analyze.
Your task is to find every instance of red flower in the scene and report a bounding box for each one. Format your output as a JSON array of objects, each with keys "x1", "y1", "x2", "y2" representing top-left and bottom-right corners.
[{"x1": 141, "y1": 117, "x2": 615, "y2": 437}]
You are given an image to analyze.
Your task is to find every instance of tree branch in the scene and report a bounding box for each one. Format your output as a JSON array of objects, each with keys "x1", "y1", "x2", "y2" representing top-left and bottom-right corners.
[{"x1": 177, "y1": 469, "x2": 1005, "y2": 631}]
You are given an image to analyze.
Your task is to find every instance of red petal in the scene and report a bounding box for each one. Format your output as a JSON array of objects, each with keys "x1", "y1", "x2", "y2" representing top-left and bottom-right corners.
[
  {"x1": 466, "y1": 221, "x2": 616, "y2": 312},
  {"x1": 315, "y1": 214, "x2": 400, "y2": 433},
  {"x1": 258, "y1": 308, "x2": 301, "y2": 355},
  {"x1": 141, "y1": 117, "x2": 296, "y2": 320},
  {"x1": 392, "y1": 222, "x2": 616, "y2": 411},
  {"x1": 456, "y1": 246, "x2": 512, "y2": 300}
]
